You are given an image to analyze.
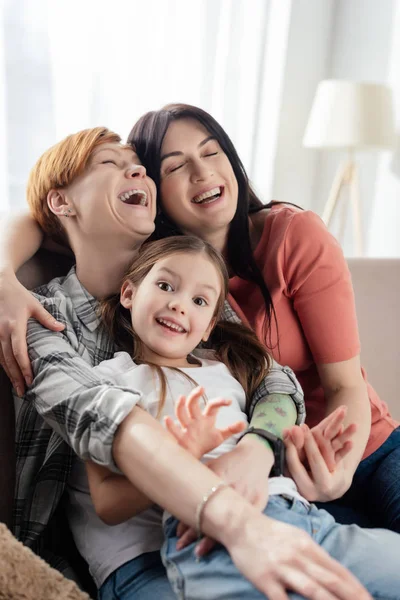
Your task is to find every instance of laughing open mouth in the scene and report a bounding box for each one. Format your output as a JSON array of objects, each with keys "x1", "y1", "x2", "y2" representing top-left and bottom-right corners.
[
  {"x1": 192, "y1": 186, "x2": 223, "y2": 204},
  {"x1": 118, "y1": 189, "x2": 148, "y2": 206}
]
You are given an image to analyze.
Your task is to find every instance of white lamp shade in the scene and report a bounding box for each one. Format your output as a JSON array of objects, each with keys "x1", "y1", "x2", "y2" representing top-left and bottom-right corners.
[{"x1": 303, "y1": 80, "x2": 396, "y2": 150}]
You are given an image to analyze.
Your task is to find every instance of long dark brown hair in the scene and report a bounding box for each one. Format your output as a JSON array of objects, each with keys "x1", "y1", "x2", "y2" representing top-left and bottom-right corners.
[
  {"x1": 99, "y1": 236, "x2": 271, "y2": 416},
  {"x1": 128, "y1": 103, "x2": 283, "y2": 349}
]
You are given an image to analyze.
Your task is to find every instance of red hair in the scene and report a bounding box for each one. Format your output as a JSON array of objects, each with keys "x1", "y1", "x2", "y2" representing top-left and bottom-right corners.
[{"x1": 26, "y1": 127, "x2": 121, "y2": 243}]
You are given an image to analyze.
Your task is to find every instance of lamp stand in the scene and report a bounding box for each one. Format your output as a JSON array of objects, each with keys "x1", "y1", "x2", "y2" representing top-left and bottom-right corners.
[{"x1": 322, "y1": 153, "x2": 363, "y2": 255}]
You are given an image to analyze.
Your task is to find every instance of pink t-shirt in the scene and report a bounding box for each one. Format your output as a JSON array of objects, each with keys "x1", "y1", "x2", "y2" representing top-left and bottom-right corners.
[{"x1": 229, "y1": 205, "x2": 398, "y2": 459}]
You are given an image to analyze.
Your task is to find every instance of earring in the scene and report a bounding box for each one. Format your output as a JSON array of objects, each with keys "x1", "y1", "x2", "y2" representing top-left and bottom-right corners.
[{"x1": 63, "y1": 208, "x2": 73, "y2": 217}]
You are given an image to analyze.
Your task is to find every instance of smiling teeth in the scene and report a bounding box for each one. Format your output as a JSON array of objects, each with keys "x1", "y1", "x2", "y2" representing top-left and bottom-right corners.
[
  {"x1": 119, "y1": 189, "x2": 148, "y2": 205},
  {"x1": 192, "y1": 187, "x2": 221, "y2": 203},
  {"x1": 157, "y1": 318, "x2": 186, "y2": 333}
]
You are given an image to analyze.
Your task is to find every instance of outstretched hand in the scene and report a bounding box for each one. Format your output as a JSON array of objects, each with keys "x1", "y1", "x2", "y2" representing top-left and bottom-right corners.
[
  {"x1": 164, "y1": 385, "x2": 246, "y2": 459},
  {"x1": 284, "y1": 406, "x2": 356, "y2": 471},
  {"x1": 283, "y1": 407, "x2": 357, "y2": 502}
]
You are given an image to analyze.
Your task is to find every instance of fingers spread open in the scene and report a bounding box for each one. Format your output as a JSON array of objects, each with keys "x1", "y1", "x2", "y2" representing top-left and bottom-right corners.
[
  {"x1": 322, "y1": 406, "x2": 347, "y2": 439},
  {"x1": 288, "y1": 426, "x2": 305, "y2": 451},
  {"x1": 302, "y1": 427, "x2": 330, "y2": 481},
  {"x1": 334, "y1": 440, "x2": 354, "y2": 463},
  {"x1": 219, "y1": 421, "x2": 246, "y2": 440},
  {"x1": 331, "y1": 424, "x2": 357, "y2": 451},
  {"x1": 186, "y1": 387, "x2": 204, "y2": 420},
  {"x1": 284, "y1": 438, "x2": 314, "y2": 498},
  {"x1": 175, "y1": 395, "x2": 190, "y2": 427},
  {"x1": 164, "y1": 416, "x2": 185, "y2": 443},
  {"x1": 311, "y1": 428, "x2": 336, "y2": 472},
  {"x1": 204, "y1": 397, "x2": 231, "y2": 417}
]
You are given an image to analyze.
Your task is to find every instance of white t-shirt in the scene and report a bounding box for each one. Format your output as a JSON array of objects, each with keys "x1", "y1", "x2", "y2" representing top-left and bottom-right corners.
[{"x1": 67, "y1": 350, "x2": 307, "y2": 587}]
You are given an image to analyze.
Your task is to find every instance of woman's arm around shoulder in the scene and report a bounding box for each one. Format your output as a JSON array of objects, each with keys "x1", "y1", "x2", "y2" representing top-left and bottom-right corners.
[{"x1": 0, "y1": 211, "x2": 65, "y2": 393}]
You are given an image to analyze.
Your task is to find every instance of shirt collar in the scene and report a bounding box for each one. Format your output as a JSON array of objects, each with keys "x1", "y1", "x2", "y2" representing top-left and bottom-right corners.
[{"x1": 63, "y1": 266, "x2": 101, "y2": 332}]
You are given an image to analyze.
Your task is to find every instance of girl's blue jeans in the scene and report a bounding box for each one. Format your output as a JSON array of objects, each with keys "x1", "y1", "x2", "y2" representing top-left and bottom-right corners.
[
  {"x1": 99, "y1": 495, "x2": 400, "y2": 600},
  {"x1": 98, "y1": 550, "x2": 175, "y2": 600},
  {"x1": 98, "y1": 428, "x2": 400, "y2": 599},
  {"x1": 162, "y1": 496, "x2": 400, "y2": 600}
]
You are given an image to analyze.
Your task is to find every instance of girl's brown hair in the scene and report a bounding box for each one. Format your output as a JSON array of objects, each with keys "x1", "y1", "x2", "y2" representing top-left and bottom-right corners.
[{"x1": 99, "y1": 236, "x2": 271, "y2": 416}]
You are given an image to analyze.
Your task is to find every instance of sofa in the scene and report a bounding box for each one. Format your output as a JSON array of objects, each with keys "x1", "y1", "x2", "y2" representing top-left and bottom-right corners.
[
  {"x1": 0, "y1": 254, "x2": 399, "y2": 584},
  {"x1": 348, "y1": 258, "x2": 400, "y2": 421}
]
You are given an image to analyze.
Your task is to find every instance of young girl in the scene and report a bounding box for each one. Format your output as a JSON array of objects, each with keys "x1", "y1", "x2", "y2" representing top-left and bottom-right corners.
[{"x1": 66, "y1": 235, "x2": 392, "y2": 600}]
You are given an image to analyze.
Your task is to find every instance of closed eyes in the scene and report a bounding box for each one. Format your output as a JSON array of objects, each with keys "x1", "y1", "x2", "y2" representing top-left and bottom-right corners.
[
  {"x1": 167, "y1": 151, "x2": 218, "y2": 174},
  {"x1": 169, "y1": 163, "x2": 185, "y2": 173}
]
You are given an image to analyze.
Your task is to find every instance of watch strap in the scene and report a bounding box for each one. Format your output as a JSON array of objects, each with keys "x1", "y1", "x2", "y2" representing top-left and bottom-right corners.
[{"x1": 238, "y1": 426, "x2": 285, "y2": 477}]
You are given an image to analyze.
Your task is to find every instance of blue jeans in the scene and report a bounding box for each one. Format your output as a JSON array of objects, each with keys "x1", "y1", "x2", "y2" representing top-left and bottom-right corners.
[
  {"x1": 162, "y1": 496, "x2": 400, "y2": 600},
  {"x1": 317, "y1": 426, "x2": 400, "y2": 531},
  {"x1": 98, "y1": 551, "x2": 175, "y2": 600}
]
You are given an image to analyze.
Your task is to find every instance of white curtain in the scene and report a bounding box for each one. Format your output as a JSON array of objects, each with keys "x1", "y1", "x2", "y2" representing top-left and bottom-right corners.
[
  {"x1": 0, "y1": 0, "x2": 292, "y2": 213},
  {"x1": 1, "y1": 0, "x2": 399, "y2": 256}
]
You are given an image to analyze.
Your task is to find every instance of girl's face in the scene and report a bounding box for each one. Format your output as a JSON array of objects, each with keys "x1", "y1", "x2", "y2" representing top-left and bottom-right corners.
[
  {"x1": 121, "y1": 252, "x2": 222, "y2": 368},
  {"x1": 63, "y1": 144, "x2": 157, "y2": 244},
  {"x1": 159, "y1": 119, "x2": 238, "y2": 239}
]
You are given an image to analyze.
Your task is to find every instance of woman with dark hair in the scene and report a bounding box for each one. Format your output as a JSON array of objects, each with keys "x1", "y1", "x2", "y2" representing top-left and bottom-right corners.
[{"x1": 127, "y1": 103, "x2": 400, "y2": 531}]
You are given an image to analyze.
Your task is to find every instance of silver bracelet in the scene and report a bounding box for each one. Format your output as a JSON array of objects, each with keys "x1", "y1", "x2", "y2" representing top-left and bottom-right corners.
[{"x1": 195, "y1": 481, "x2": 228, "y2": 539}]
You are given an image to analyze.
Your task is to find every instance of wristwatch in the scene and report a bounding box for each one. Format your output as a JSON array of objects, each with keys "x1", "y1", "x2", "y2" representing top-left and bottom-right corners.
[{"x1": 238, "y1": 427, "x2": 285, "y2": 477}]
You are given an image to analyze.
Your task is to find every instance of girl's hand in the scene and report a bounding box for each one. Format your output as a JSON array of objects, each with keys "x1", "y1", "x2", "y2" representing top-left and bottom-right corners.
[
  {"x1": 164, "y1": 386, "x2": 246, "y2": 459},
  {"x1": 283, "y1": 406, "x2": 357, "y2": 472},
  {"x1": 0, "y1": 269, "x2": 64, "y2": 395},
  {"x1": 284, "y1": 423, "x2": 353, "y2": 502}
]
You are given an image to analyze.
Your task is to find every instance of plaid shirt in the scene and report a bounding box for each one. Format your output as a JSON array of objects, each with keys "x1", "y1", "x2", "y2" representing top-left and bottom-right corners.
[{"x1": 13, "y1": 267, "x2": 304, "y2": 572}]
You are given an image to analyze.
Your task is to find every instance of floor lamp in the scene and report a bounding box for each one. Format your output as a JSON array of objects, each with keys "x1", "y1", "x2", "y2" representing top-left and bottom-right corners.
[{"x1": 303, "y1": 80, "x2": 396, "y2": 255}]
